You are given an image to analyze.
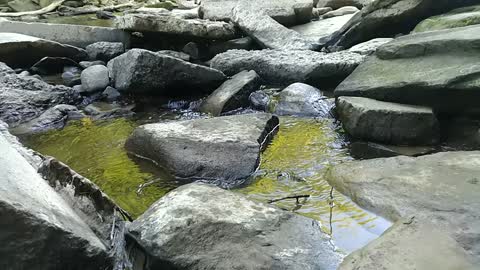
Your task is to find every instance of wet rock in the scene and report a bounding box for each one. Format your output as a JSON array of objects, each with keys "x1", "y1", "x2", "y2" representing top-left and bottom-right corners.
[
  {"x1": 102, "y1": 86, "x2": 121, "y2": 101},
  {"x1": 62, "y1": 66, "x2": 82, "y2": 87},
  {"x1": 84, "y1": 102, "x2": 135, "y2": 119},
  {"x1": 115, "y1": 13, "x2": 237, "y2": 40},
  {"x1": 108, "y1": 49, "x2": 226, "y2": 94},
  {"x1": 30, "y1": 56, "x2": 81, "y2": 75},
  {"x1": 63, "y1": 0, "x2": 84, "y2": 8},
  {"x1": 291, "y1": 14, "x2": 356, "y2": 46},
  {"x1": 322, "y1": 6, "x2": 359, "y2": 19},
  {"x1": 0, "y1": 120, "x2": 42, "y2": 167},
  {"x1": 414, "y1": 4, "x2": 480, "y2": 33},
  {"x1": 335, "y1": 25, "x2": 480, "y2": 113},
  {"x1": 0, "y1": 132, "x2": 110, "y2": 269},
  {"x1": 200, "y1": 0, "x2": 313, "y2": 26},
  {"x1": 182, "y1": 41, "x2": 200, "y2": 59},
  {"x1": 317, "y1": 0, "x2": 371, "y2": 9},
  {"x1": 232, "y1": 7, "x2": 318, "y2": 50},
  {"x1": 349, "y1": 141, "x2": 436, "y2": 159},
  {"x1": 0, "y1": 32, "x2": 87, "y2": 68},
  {"x1": 326, "y1": 151, "x2": 480, "y2": 263},
  {"x1": 128, "y1": 183, "x2": 343, "y2": 270},
  {"x1": 348, "y1": 37, "x2": 392, "y2": 55},
  {"x1": 86, "y1": 41, "x2": 124, "y2": 62},
  {"x1": 211, "y1": 49, "x2": 364, "y2": 87},
  {"x1": 274, "y1": 83, "x2": 331, "y2": 117},
  {"x1": 208, "y1": 37, "x2": 253, "y2": 56},
  {"x1": 10, "y1": 104, "x2": 82, "y2": 135},
  {"x1": 0, "y1": 62, "x2": 80, "y2": 126},
  {"x1": 339, "y1": 217, "x2": 477, "y2": 270},
  {"x1": 0, "y1": 19, "x2": 130, "y2": 48},
  {"x1": 200, "y1": 70, "x2": 261, "y2": 116},
  {"x1": 96, "y1": 10, "x2": 115, "y2": 19},
  {"x1": 80, "y1": 65, "x2": 110, "y2": 93},
  {"x1": 157, "y1": 50, "x2": 190, "y2": 61},
  {"x1": 337, "y1": 97, "x2": 439, "y2": 145},
  {"x1": 249, "y1": 90, "x2": 271, "y2": 111},
  {"x1": 333, "y1": 0, "x2": 479, "y2": 48},
  {"x1": 125, "y1": 113, "x2": 279, "y2": 183},
  {"x1": 79, "y1": 60, "x2": 106, "y2": 69}
]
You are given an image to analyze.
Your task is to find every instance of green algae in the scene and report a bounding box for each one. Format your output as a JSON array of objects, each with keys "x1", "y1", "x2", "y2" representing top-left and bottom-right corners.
[
  {"x1": 414, "y1": 5, "x2": 480, "y2": 33},
  {"x1": 21, "y1": 118, "x2": 178, "y2": 218}
]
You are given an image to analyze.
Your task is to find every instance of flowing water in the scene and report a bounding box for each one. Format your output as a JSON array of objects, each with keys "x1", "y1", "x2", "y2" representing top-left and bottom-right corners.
[{"x1": 21, "y1": 108, "x2": 391, "y2": 254}]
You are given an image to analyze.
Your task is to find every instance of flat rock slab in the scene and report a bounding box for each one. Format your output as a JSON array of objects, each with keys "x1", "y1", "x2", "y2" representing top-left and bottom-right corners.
[
  {"x1": 211, "y1": 49, "x2": 364, "y2": 87},
  {"x1": 336, "y1": 97, "x2": 439, "y2": 145},
  {"x1": 0, "y1": 19, "x2": 130, "y2": 48},
  {"x1": 200, "y1": 70, "x2": 261, "y2": 116},
  {"x1": 125, "y1": 113, "x2": 279, "y2": 184},
  {"x1": 291, "y1": 14, "x2": 355, "y2": 46},
  {"x1": 335, "y1": 25, "x2": 480, "y2": 112},
  {"x1": 108, "y1": 49, "x2": 226, "y2": 94},
  {"x1": 128, "y1": 183, "x2": 343, "y2": 270},
  {"x1": 200, "y1": 0, "x2": 313, "y2": 26},
  {"x1": 326, "y1": 151, "x2": 480, "y2": 262},
  {"x1": 115, "y1": 13, "x2": 237, "y2": 40},
  {"x1": 339, "y1": 217, "x2": 477, "y2": 270},
  {"x1": 0, "y1": 132, "x2": 109, "y2": 269},
  {"x1": 232, "y1": 7, "x2": 318, "y2": 50},
  {"x1": 0, "y1": 32, "x2": 87, "y2": 68},
  {"x1": 414, "y1": 4, "x2": 480, "y2": 33}
]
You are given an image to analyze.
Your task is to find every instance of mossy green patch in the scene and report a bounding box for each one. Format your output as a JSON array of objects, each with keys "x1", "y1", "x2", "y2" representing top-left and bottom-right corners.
[
  {"x1": 414, "y1": 5, "x2": 480, "y2": 32},
  {"x1": 22, "y1": 118, "x2": 178, "y2": 218}
]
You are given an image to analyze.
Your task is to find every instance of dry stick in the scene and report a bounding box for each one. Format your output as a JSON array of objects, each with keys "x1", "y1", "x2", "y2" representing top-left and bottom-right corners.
[
  {"x1": 0, "y1": 0, "x2": 65, "y2": 17},
  {"x1": 58, "y1": 2, "x2": 137, "y2": 16},
  {"x1": 268, "y1": 194, "x2": 310, "y2": 204}
]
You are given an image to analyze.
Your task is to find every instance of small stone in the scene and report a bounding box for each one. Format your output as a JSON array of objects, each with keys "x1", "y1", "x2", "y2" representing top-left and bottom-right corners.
[
  {"x1": 80, "y1": 65, "x2": 109, "y2": 93},
  {"x1": 102, "y1": 86, "x2": 121, "y2": 101}
]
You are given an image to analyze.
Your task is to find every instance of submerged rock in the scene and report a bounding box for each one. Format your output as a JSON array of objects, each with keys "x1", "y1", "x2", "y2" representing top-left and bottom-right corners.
[
  {"x1": 211, "y1": 49, "x2": 364, "y2": 87},
  {"x1": 232, "y1": 7, "x2": 318, "y2": 50},
  {"x1": 274, "y1": 83, "x2": 331, "y2": 117},
  {"x1": 336, "y1": 97, "x2": 439, "y2": 145},
  {"x1": 108, "y1": 49, "x2": 226, "y2": 94},
  {"x1": 335, "y1": 25, "x2": 480, "y2": 113},
  {"x1": 339, "y1": 217, "x2": 477, "y2": 270},
  {"x1": 80, "y1": 65, "x2": 110, "y2": 93},
  {"x1": 0, "y1": 132, "x2": 110, "y2": 269},
  {"x1": 86, "y1": 41, "x2": 124, "y2": 62},
  {"x1": 0, "y1": 32, "x2": 87, "y2": 68},
  {"x1": 128, "y1": 183, "x2": 343, "y2": 270},
  {"x1": 200, "y1": 70, "x2": 261, "y2": 116},
  {"x1": 326, "y1": 151, "x2": 480, "y2": 263},
  {"x1": 125, "y1": 113, "x2": 279, "y2": 184},
  {"x1": 115, "y1": 13, "x2": 237, "y2": 40}
]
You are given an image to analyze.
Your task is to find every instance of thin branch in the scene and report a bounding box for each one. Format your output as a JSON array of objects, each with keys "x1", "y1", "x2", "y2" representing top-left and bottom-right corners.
[{"x1": 268, "y1": 194, "x2": 310, "y2": 204}]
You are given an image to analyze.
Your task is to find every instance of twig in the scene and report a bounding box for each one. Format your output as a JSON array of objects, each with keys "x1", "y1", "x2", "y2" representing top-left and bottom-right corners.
[
  {"x1": 0, "y1": 0, "x2": 65, "y2": 17},
  {"x1": 268, "y1": 194, "x2": 310, "y2": 204}
]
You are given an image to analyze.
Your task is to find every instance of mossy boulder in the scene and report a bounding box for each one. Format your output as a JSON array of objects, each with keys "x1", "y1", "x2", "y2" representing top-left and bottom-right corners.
[{"x1": 414, "y1": 4, "x2": 480, "y2": 33}]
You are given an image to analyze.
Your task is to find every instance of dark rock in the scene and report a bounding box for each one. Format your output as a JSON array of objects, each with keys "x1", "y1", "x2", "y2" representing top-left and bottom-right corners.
[
  {"x1": 211, "y1": 49, "x2": 364, "y2": 87},
  {"x1": 63, "y1": 0, "x2": 84, "y2": 8},
  {"x1": 249, "y1": 90, "x2": 271, "y2": 111},
  {"x1": 125, "y1": 113, "x2": 279, "y2": 184},
  {"x1": 232, "y1": 7, "x2": 318, "y2": 50},
  {"x1": 62, "y1": 66, "x2": 82, "y2": 87},
  {"x1": 102, "y1": 86, "x2": 121, "y2": 101},
  {"x1": 200, "y1": 70, "x2": 261, "y2": 116},
  {"x1": 326, "y1": 151, "x2": 480, "y2": 264},
  {"x1": 317, "y1": 0, "x2": 371, "y2": 9},
  {"x1": 29, "y1": 56, "x2": 81, "y2": 75},
  {"x1": 128, "y1": 183, "x2": 343, "y2": 270},
  {"x1": 182, "y1": 41, "x2": 200, "y2": 59},
  {"x1": 349, "y1": 141, "x2": 436, "y2": 159},
  {"x1": 337, "y1": 97, "x2": 439, "y2": 145},
  {"x1": 86, "y1": 42, "x2": 124, "y2": 62},
  {"x1": 208, "y1": 37, "x2": 253, "y2": 56},
  {"x1": 274, "y1": 83, "x2": 331, "y2": 117},
  {"x1": 0, "y1": 32, "x2": 87, "y2": 68},
  {"x1": 108, "y1": 49, "x2": 226, "y2": 94},
  {"x1": 413, "y1": 4, "x2": 480, "y2": 33},
  {"x1": 96, "y1": 10, "x2": 115, "y2": 19},
  {"x1": 80, "y1": 65, "x2": 110, "y2": 93}
]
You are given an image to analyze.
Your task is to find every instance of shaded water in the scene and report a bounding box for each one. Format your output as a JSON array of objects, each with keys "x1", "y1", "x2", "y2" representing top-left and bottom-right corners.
[
  {"x1": 21, "y1": 113, "x2": 390, "y2": 253},
  {"x1": 40, "y1": 14, "x2": 115, "y2": 27}
]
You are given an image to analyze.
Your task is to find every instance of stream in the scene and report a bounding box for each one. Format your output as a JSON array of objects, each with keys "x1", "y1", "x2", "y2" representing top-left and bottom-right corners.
[{"x1": 20, "y1": 100, "x2": 391, "y2": 255}]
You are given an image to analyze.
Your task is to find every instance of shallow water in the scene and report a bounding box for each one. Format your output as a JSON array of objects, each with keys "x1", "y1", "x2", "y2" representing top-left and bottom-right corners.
[
  {"x1": 21, "y1": 113, "x2": 391, "y2": 254},
  {"x1": 40, "y1": 14, "x2": 115, "y2": 27}
]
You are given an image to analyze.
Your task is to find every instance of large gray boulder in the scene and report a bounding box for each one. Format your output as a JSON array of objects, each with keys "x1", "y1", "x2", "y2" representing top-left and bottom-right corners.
[
  {"x1": 200, "y1": 0, "x2": 313, "y2": 26},
  {"x1": 211, "y1": 49, "x2": 364, "y2": 87},
  {"x1": 0, "y1": 62, "x2": 79, "y2": 126},
  {"x1": 334, "y1": 25, "x2": 480, "y2": 113},
  {"x1": 125, "y1": 113, "x2": 279, "y2": 185},
  {"x1": 232, "y1": 7, "x2": 318, "y2": 50},
  {"x1": 0, "y1": 32, "x2": 87, "y2": 68},
  {"x1": 128, "y1": 183, "x2": 343, "y2": 270},
  {"x1": 274, "y1": 83, "x2": 332, "y2": 117},
  {"x1": 291, "y1": 14, "x2": 356, "y2": 46},
  {"x1": 347, "y1": 37, "x2": 393, "y2": 55},
  {"x1": 413, "y1": 4, "x2": 480, "y2": 33},
  {"x1": 108, "y1": 49, "x2": 226, "y2": 94},
  {"x1": 115, "y1": 13, "x2": 237, "y2": 40},
  {"x1": 0, "y1": 132, "x2": 110, "y2": 269},
  {"x1": 325, "y1": 151, "x2": 480, "y2": 263},
  {"x1": 336, "y1": 97, "x2": 439, "y2": 145},
  {"x1": 333, "y1": 0, "x2": 479, "y2": 48},
  {"x1": 86, "y1": 42, "x2": 124, "y2": 62},
  {"x1": 338, "y1": 217, "x2": 476, "y2": 270},
  {"x1": 81, "y1": 65, "x2": 110, "y2": 93},
  {"x1": 200, "y1": 70, "x2": 261, "y2": 116}
]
